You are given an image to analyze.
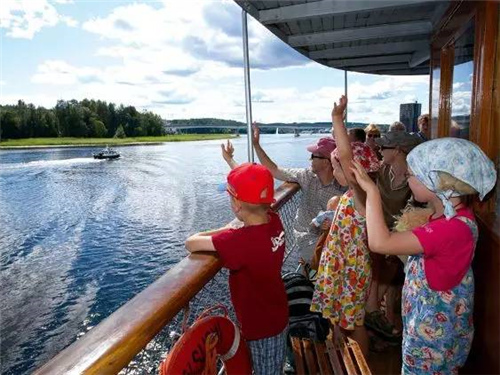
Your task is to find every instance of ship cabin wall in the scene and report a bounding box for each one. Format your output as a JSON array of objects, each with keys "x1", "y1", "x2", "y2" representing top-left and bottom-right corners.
[{"x1": 429, "y1": 1, "x2": 499, "y2": 373}]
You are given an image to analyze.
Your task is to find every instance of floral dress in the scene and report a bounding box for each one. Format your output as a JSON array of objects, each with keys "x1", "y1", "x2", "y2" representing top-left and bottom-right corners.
[
  {"x1": 402, "y1": 216, "x2": 477, "y2": 374},
  {"x1": 310, "y1": 190, "x2": 371, "y2": 330}
]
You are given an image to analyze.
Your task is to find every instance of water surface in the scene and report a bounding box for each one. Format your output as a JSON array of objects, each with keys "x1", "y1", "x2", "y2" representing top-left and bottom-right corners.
[{"x1": 0, "y1": 135, "x2": 321, "y2": 374}]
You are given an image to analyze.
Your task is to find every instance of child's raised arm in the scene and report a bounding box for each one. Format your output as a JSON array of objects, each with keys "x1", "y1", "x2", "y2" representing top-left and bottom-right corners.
[
  {"x1": 351, "y1": 161, "x2": 423, "y2": 255},
  {"x1": 331, "y1": 96, "x2": 367, "y2": 214},
  {"x1": 221, "y1": 140, "x2": 238, "y2": 170}
]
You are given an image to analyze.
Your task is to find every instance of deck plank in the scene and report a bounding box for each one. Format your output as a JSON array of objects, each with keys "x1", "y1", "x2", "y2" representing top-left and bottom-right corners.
[
  {"x1": 326, "y1": 340, "x2": 345, "y2": 375},
  {"x1": 291, "y1": 336, "x2": 307, "y2": 375},
  {"x1": 314, "y1": 341, "x2": 333, "y2": 375},
  {"x1": 303, "y1": 339, "x2": 319, "y2": 374}
]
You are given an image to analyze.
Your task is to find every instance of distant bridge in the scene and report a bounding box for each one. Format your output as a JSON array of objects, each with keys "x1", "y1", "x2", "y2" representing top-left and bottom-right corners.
[{"x1": 163, "y1": 121, "x2": 331, "y2": 131}]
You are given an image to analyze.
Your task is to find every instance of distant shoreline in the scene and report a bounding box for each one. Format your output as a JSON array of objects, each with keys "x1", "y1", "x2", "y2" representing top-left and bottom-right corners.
[{"x1": 0, "y1": 134, "x2": 236, "y2": 149}]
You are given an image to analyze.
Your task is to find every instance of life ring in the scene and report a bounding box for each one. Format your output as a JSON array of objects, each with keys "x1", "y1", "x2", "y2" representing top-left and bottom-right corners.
[{"x1": 159, "y1": 305, "x2": 253, "y2": 375}]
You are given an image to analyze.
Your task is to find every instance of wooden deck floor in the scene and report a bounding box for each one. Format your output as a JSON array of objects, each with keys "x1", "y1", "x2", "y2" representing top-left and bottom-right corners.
[{"x1": 367, "y1": 344, "x2": 402, "y2": 375}]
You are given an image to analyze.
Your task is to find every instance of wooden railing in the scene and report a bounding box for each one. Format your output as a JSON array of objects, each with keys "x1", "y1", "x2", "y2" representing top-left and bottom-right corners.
[{"x1": 34, "y1": 182, "x2": 300, "y2": 375}]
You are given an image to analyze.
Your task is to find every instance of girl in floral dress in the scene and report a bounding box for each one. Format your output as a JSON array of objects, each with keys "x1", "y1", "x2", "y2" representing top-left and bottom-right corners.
[
  {"x1": 311, "y1": 96, "x2": 381, "y2": 355},
  {"x1": 351, "y1": 138, "x2": 497, "y2": 374}
]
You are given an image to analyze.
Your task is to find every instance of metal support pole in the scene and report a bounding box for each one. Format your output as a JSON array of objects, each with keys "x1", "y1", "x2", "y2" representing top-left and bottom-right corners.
[
  {"x1": 242, "y1": 10, "x2": 254, "y2": 162},
  {"x1": 344, "y1": 70, "x2": 348, "y2": 126}
]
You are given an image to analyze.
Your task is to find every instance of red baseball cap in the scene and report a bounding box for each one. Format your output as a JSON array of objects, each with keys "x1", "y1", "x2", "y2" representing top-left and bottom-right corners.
[{"x1": 226, "y1": 163, "x2": 275, "y2": 204}]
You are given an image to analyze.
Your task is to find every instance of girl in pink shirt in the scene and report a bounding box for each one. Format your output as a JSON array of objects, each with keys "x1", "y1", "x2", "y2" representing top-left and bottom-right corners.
[{"x1": 351, "y1": 138, "x2": 496, "y2": 374}]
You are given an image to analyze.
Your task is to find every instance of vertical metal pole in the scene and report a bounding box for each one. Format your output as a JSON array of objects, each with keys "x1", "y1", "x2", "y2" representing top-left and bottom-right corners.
[
  {"x1": 242, "y1": 10, "x2": 254, "y2": 162},
  {"x1": 344, "y1": 70, "x2": 348, "y2": 126}
]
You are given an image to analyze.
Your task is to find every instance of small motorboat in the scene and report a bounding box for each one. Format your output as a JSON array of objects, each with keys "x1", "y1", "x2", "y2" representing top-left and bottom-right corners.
[{"x1": 93, "y1": 146, "x2": 120, "y2": 160}]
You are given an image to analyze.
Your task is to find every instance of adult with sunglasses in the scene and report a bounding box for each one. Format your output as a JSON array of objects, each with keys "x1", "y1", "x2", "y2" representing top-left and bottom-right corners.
[
  {"x1": 364, "y1": 123, "x2": 382, "y2": 160},
  {"x1": 250, "y1": 124, "x2": 345, "y2": 266},
  {"x1": 364, "y1": 131, "x2": 423, "y2": 346}
]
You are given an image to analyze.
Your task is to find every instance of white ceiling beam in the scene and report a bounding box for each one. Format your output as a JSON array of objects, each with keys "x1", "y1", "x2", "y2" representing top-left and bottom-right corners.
[
  {"x1": 310, "y1": 40, "x2": 429, "y2": 60},
  {"x1": 259, "y1": 0, "x2": 432, "y2": 25},
  {"x1": 327, "y1": 54, "x2": 412, "y2": 68},
  {"x1": 353, "y1": 63, "x2": 411, "y2": 72},
  {"x1": 409, "y1": 48, "x2": 430, "y2": 67},
  {"x1": 373, "y1": 68, "x2": 430, "y2": 75},
  {"x1": 289, "y1": 21, "x2": 432, "y2": 47},
  {"x1": 236, "y1": 0, "x2": 310, "y2": 57}
]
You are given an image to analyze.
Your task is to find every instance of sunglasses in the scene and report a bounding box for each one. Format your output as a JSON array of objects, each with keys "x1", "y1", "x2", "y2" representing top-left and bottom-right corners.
[
  {"x1": 367, "y1": 134, "x2": 380, "y2": 138},
  {"x1": 380, "y1": 146, "x2": 396, "y2": 151},
  {"x1": 310, "y1": 154, "x2": 328, "y2": 160}
]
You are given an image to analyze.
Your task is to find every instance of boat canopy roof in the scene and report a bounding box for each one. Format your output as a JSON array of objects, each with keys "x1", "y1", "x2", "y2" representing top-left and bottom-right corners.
[{"x1": 235, "y1": 0, "x2": 450, "y2": 75}]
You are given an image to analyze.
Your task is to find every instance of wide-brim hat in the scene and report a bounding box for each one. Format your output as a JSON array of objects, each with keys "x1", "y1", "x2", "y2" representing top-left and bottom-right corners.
[{"x1": 375, "y1": 131, "x2": 422, "y2": 153}]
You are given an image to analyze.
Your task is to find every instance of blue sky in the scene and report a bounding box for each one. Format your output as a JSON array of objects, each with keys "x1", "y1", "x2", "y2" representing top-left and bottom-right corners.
[{"x1": 1, "y1": 0, "x2": 433, "y2": 124}]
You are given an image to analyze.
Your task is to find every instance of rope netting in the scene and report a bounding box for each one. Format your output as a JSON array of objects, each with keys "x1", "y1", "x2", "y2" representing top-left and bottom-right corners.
[{"x1": 120, "y1": 189, "x2": 302, "y2": 374}]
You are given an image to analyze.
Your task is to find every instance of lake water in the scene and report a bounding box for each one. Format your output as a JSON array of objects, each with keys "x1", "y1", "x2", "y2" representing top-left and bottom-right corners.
[{"x1": 0, "y1": 134, "x2": 322, "y2": 374}]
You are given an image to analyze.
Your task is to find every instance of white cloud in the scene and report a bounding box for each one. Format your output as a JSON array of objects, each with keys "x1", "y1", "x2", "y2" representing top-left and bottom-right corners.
[
  {"x1": 3, "y1": 1, "x2": 429, "y2": 125},
  {"x1": 0, "y1": 0, "x2": 77, "y2": 39}
]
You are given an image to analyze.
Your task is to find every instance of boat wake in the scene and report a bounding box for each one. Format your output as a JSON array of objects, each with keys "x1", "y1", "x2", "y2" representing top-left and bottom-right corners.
[{"x1": 1, "y1": 158, "x2": 102, "y2": 170}]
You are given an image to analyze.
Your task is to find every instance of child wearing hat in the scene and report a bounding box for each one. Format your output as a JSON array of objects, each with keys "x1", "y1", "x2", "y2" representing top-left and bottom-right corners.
[
  {"x1": 311, "y1": 96, "x2": 381, "y2": 356},
  {"x1": 185, "y1": 163, "x2": 289, "y2": 375},
  {"x1": 351, "y1": 138, "x2": 497, "y2": 374},
  {"x1": 223, "y1": 132, "x2": 345, "y2": 268}
]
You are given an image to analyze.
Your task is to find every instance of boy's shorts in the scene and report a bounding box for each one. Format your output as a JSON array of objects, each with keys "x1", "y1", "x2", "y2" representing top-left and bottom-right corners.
[{"x1": 247, "y1": 328, "x2": 287, "y2": 375}]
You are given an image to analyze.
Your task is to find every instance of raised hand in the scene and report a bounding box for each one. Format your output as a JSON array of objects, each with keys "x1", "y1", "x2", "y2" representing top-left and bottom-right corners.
[
  {"x1": 350, "y1": 161, "x2": 377, "y2": 192},
  {"x1": 332, "y1": 95, "x2": 347, "y2": 120},
  {"x1": 221, "y1": 140, "x2": 234, "y2": 163},
  {"x1": 252, "y1": 122, "x2": 260, "y2": 145}
]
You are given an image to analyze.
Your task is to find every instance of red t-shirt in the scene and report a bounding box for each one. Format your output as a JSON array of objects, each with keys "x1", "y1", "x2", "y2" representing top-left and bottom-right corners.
[
  {"x1": 212, "y1": 211, "x2": 289, "y2": 340},
  {"x1": 412, "y1": 207, "x2": 475, "y2": 291}
]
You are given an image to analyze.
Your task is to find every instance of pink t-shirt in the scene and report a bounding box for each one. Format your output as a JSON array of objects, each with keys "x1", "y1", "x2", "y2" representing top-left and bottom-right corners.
[{"x1": 412, "y1": 207, "x2": 475, "y2": 291}]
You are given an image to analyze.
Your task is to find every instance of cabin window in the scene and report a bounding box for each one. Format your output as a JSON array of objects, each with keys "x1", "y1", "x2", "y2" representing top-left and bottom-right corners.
[
  {"x1": 449, "y1": 20, "x2": 475, "y2": 140},
  {"x1": 430, "y1": 52, "x2": 441, "y2": 139}
]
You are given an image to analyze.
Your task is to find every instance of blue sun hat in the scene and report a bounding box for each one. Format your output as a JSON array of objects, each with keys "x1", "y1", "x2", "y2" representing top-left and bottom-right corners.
[{"x1": 407, "y1": 138, "x2": 497, "y2": 219}]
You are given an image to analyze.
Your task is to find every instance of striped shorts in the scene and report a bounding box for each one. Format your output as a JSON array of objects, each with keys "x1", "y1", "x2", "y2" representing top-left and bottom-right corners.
[{"x1": 247, "y1": 329, "x2": 287, "y2": 375}]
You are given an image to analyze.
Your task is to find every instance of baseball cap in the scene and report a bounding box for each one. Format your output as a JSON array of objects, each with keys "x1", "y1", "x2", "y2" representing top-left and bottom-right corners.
[
  {"x1": 306, "y1": 137, "x2": 336, "y2": 159},
  {"x1": 375, "y1": 131, "x2": 422, "y2": 153},
  {"x1": 226, "y1": 163, "x2": 275, "y2": 204}
]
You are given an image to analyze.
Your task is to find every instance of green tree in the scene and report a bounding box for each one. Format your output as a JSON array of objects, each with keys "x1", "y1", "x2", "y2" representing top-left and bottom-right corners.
[{"x1": 114, "y1": 124, "x2": 126, "y2": 138}]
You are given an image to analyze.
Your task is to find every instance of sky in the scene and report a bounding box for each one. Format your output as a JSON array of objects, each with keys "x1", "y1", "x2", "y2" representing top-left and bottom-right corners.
[{"x1": 1, "y1": 0, "x2": 433, "y2": 124}]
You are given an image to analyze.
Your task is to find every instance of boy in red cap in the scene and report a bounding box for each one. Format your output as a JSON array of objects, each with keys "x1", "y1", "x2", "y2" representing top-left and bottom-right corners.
[{"x1": 185, "y1": 163, "x2": 289, "y2": 375}]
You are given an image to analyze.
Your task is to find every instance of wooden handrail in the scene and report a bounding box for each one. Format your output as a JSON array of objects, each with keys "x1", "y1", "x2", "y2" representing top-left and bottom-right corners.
[
  {"x1": 34, "y1": 253, "x2": 222, "y2": 375},
  {"x1": 272, "y1": 182, "x2": 301, "y2": 211},
  {"x1": 34, "y1": 182, "x2": 301, "y2": 374}
]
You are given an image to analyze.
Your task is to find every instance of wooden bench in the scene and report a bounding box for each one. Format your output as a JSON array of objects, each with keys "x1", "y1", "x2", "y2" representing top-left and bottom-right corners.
[{"x1": 291, "y1": 328, "x2": 371, "y2": 375}]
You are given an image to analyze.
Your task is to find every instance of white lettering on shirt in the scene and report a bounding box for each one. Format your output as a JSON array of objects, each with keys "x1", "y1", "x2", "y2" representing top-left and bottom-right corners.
[{"x1": 271, "y1": 231, "x2": 285, "y2": 252}]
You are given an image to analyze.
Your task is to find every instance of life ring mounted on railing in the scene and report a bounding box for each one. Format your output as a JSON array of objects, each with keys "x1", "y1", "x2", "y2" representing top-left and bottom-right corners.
[{"x1": 159, "y1": 305, "x2": 253, "y2": 375}]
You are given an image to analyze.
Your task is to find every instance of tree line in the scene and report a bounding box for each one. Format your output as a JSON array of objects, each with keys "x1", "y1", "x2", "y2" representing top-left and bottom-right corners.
[{"x1": 0, "y1": 99, "x2": 165, "y2": 140}]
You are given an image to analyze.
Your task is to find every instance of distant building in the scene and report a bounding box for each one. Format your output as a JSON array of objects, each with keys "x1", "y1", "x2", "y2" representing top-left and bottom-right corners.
[{"x1": 400, "y1": 102, "x2": 422, "y2": 132}]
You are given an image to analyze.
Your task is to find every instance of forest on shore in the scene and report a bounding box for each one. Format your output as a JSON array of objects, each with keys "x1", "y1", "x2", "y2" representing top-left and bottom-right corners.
[
  {"x1": 0, "y1": 99, "x2": 164, "y2": 140},
  {"x1": 0, "y1": 99, "x2": 378, "y2": 141}
]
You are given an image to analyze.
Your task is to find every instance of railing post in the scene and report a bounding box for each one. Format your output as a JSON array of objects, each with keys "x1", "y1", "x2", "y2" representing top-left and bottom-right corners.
[
  {"x1": 344, "y1": 70, "x2": 348, "y2": 126},
  {"x1": 242, "y1": 9, "x2": 254, "y2": 163}
]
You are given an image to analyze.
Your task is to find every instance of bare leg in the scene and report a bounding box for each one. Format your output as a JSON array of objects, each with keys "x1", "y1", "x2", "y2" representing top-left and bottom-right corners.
[{"x1": 366, "y1": 278, "x2": 379, "y2": 312}]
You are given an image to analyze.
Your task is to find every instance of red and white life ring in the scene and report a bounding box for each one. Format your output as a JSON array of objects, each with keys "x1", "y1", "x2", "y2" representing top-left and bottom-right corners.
[{"x1": 159, "y1": 306, "x2": 253, "y2": 375}]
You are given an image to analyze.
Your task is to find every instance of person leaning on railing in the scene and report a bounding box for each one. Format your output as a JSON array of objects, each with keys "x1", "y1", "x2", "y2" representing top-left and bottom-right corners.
[
  {"x1": 246, "y1": 124, "x2": 345, "y2": 268},
  {"x1": 185, "y1": 163, "x2": 289, "y2": 375}
]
